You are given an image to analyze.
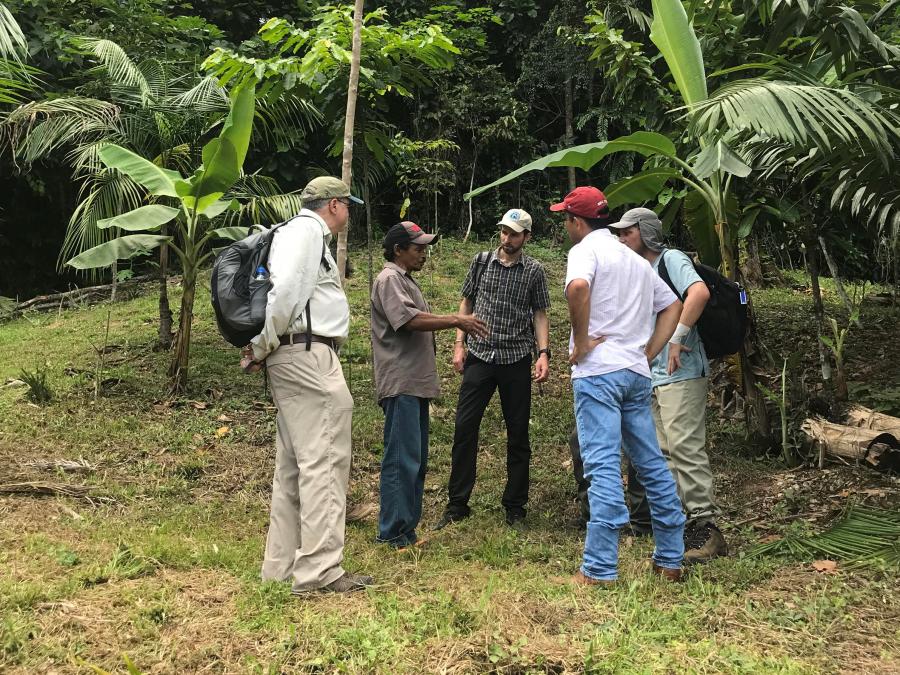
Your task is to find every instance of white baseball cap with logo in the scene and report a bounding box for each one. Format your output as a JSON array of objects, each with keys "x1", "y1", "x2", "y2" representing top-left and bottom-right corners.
[{"x1": 497, "y1": 208, "x2": 533, "y2": 233}]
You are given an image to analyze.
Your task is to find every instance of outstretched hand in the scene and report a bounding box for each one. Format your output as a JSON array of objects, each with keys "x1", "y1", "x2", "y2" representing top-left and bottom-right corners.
[{"x1": 457, "y1": 314, "x2": 489, "y2": 340}]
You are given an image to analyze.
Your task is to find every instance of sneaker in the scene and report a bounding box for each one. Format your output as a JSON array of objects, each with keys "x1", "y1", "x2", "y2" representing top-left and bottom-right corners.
[
  {"x1": 433, "y1": 512, "x2": 468, "y2": 531},
  {"x1": 684, "y1": 523, "x2": 727, "y2": 565},
  {"x1": 651, "y1": 563, "x2": 684, "y2": 583},
  {"x1": 505, "y1": 511, "x2": 526, "y2": 532}
]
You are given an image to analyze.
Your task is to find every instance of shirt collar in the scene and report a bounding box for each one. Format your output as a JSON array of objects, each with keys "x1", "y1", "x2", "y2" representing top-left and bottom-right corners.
[
  {"x1": 384, "y1": 261, "x2": 412, "y2": 278},
  {"x1": 298, "y1": 208, "x2": 332, "y2": 243},
  {"x1": 492, "y1": 247, "x2": 525, "y2": 267}
]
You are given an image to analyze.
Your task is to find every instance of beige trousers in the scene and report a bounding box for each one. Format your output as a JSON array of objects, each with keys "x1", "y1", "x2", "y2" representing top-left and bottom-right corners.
[
  {"x1": 651, "y1": 377, "x2": 718, "y2": 525},
  {"x1": 261, "y1": 342, "x2": 353, "y2": 592}
]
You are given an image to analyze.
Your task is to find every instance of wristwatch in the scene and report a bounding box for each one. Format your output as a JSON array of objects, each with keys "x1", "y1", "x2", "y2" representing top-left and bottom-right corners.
[{"x1": 538, "y1": 348, "x2": 551, "y2": 360}]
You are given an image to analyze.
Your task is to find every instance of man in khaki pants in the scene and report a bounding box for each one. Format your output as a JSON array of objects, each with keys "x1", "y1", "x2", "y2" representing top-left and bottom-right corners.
[
  {"x1": 615, "y1": 208, "x2": 727, "y2": 564},
  {"x1": 243, "y1": 176, "x2": 373, "y2": 593}
]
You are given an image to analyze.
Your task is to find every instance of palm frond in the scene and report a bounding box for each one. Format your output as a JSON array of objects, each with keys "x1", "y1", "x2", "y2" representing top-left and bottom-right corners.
[
  {"x1": 222, "y1": 174, "x2": 305, "y2": 227},
  {"x1": 0, "y1": 3, "x2": 28, "y2": 66},
  {"x1": 72, "y1": 37, "x2": 151, "y2": 101},
  {"x1": 2, "y1": 97, "x2": 120, "y2": 165},
  {"x1": 689, "y1": 79, "x2": 900, "y2": 165},
  {"x1": 59, "y1": 169, "x2": 147, "y2": 274},
  {"x1": 166, "y1": 75, "x2": 229, "y2": 113},
  {"x1": 253, "y1": 93, "x2": 321, "y2": 151}
]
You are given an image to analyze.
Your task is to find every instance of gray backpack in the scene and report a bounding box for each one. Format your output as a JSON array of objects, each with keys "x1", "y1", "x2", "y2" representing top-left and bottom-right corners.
[{"x1": 211, "y1": 220, "x2": 329, "y2": 348}]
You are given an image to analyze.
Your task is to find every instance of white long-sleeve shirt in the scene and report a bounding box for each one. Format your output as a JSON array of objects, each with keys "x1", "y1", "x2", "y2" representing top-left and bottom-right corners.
[{"x1": 250, "y1": 209, "x2": 350, "y2": 361}]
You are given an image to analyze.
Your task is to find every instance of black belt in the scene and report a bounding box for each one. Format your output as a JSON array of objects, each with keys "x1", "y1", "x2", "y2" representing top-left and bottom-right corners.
[{"x1": 279, "y1": 333, "x2": 337, "y2": 350}]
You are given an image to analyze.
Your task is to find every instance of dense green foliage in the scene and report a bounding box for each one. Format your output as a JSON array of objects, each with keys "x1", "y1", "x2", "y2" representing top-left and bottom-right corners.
[{"x1": 1, "y1": 0, "x2": 898, "y2": 298}]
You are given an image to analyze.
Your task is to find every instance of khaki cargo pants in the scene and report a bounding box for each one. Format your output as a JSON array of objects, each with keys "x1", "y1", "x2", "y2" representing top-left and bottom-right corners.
[{"x1": 261, "y1": 342, "x2": 353, "y2": 592}]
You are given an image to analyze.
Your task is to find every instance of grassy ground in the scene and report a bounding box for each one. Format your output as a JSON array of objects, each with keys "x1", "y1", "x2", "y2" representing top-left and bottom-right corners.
[{"x1": 1, "y1": 239, "x2": 899, "y2": 673}]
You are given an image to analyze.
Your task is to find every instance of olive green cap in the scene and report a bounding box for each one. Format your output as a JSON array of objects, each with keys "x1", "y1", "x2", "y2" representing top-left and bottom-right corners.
[{"x1": 300, "y1": 176, "x2": 364, "y2": 204}]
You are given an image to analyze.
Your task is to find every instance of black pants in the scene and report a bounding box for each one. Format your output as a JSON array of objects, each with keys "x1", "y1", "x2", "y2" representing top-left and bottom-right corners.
[{"x1": 446, "y1": 354, "x2": 532, "y2": 518}]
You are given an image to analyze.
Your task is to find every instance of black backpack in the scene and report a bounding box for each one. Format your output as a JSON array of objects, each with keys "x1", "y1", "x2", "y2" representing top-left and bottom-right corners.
[
  {"x1": 211, "y1": 219, "x2": 329, "y2": 348},
  {"x1": 657, "y1": 250, "x2": 748, "y2": 359}
]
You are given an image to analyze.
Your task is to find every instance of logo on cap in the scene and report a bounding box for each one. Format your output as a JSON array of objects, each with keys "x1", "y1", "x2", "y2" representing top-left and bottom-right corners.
[{"x1": 509, "y1": 211, "x2": 520, "y2": 221}]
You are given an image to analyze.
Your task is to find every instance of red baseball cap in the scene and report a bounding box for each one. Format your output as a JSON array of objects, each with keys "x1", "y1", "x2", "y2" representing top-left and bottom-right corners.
[{"x1": 549, "y1": 186, "x2": 609, "y2": 219}]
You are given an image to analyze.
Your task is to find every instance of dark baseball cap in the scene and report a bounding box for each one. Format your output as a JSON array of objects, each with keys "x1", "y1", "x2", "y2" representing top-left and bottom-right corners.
[{"x1": 383, "y1": 221, "x2": 438, "y2": 249}]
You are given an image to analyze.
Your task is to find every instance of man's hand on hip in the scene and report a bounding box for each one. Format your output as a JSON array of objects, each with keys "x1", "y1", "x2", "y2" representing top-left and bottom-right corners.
[
  {"x1": 568, "y1": 335, "x2": 606, "y2": 365},
  {"x1": 666, "y1": 342, "x2": 691, "y2": 375}
]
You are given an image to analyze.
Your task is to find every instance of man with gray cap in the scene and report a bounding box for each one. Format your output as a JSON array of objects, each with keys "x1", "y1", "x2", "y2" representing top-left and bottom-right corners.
[
  {"x1": 371, "y1": 222, "x2": 488, "y2": 549},
  {"x1": 243, "y1": 176, "x2": 374, "y2": 593},
  {"x1": 435, "y1": 208, "x2": 551, "y2": 531},
  {"x1": 615, "y1": 207, "x2": 727, "y2": 564}
]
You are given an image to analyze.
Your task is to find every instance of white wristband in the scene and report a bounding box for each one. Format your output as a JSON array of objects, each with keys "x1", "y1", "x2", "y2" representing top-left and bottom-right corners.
[{"x1": 669, "y1": 322, "x2": 691, "y2": 345}]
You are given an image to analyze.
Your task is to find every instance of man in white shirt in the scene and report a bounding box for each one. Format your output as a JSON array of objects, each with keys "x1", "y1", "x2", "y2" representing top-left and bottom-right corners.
[
  {"x1": 243, "y1": 176, "x2": 373, "y2": 594},
  {"x1": 554, "y1": 186, "x2": 686, "y2": 584}
]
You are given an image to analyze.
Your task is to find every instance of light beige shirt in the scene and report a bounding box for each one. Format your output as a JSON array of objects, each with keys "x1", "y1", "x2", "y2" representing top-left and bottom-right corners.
[
  {"x1": 251, "y1": 209, "x2": 350, "y2": 361},
  {"x1": 370, "y1": 263, "x2": 440, "y2": 402}
]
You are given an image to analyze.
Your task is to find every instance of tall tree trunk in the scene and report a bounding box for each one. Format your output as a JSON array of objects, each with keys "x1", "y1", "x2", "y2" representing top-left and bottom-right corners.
[
  {"x1": 806, "y1": 235, "x2": 831, "y2": 384},
  {"x1": 110, "y1": 261, "x2": 118, "y2": 302},
  {"x1": 157, "y1": 225, "x2": 173, "y2": 350},
  {"x1": 168, "y1": 264, "x2": 196, "y2": 395},
  {"x1": 565, "y1": 76, "x2": 576, "y2": 190},
  {"x1": 464, "y1": 140, "x2": 477, "y2": 242},
  {"x1": 364, "y1": 156, "x2": 373, "y2": 295},
  {"x1": 818, "y1": 235, "x2": 853, "y2": 315},
  {"x1": 336, "y1": 0, "x2": 365, "y2": 284}
]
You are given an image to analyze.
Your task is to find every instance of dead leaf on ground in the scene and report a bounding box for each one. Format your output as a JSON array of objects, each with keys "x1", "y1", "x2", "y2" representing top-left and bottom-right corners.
[
  {"x1": 812, "y1": 559, "x2": 839, "y2": 574},
  {"x1": 215, "y1": 426, "x2": 230, "y2": 438},
  {"x1": 191, "y1": 401, "x2": 208, "y2": 410},
  {"x1": 216, "y1": 414, "x2": 233, "y2": 423}
]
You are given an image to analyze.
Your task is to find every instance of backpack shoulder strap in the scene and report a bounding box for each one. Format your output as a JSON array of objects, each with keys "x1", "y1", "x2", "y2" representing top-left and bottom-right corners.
[
  {"x1": 656, "y1": 250, "x2": 684, "y2": 302},
  {"x1": 471, "y1": 250, "x2": 492, "y2": 298}
]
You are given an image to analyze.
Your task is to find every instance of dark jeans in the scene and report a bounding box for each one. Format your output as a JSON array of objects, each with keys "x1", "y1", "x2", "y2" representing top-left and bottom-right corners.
[
  {"x1": 377, "y1": 395, "x2": 429, "y2": 547},
  {"x1": 570, "y1": 429, "x2": 653, "y2": 534},
  {"x1": 446, "y1": 354, "x2": 532, "y2": 518}
]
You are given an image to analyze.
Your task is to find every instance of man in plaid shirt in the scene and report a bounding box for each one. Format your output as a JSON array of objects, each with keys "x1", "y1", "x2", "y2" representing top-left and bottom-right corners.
[{"x1": 434, "y1": 208, "x2": 551, "y2": 531}]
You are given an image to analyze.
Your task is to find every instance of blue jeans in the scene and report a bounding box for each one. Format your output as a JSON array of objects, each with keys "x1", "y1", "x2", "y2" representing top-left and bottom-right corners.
[
  {"x1": 573, "y1": 370, "x2": 685, "y2": 580},
  {"x1": 377, "y1": 395, "x2": 429, "y2": 547}
]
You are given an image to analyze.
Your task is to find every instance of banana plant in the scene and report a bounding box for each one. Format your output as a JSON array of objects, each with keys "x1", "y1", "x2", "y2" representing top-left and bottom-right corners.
[{"x1": 65, "y1": 81, "x2": 256, "y2": 393}]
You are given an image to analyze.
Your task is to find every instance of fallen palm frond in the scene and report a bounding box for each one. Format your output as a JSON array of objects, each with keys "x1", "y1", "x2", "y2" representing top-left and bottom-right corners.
[
  {"x1": 749, "y1": 506, "x2": 900, "y2": 568},
  {"x1": 20, "y1": 458, "x2": 95, "y2": 473}
]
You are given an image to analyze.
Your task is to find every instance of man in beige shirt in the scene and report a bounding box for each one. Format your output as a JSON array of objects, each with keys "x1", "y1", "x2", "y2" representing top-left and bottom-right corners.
[
  {"x1": 243, "y1": 176, "x2": 372, "y2": 593},
  {"x1": 371, "y1": 222, "x2": 487, "y2": 549}
]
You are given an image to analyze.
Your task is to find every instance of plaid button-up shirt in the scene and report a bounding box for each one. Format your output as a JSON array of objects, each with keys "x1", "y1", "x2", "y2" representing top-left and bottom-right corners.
[{"x1": 461, "y1": 250, "x2": 551, "y2": 364}]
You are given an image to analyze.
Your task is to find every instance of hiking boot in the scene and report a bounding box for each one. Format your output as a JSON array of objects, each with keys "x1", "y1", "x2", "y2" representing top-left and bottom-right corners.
[
  {"x1": 433, "y1": 512, "x2": 468, "y2": 531},
  {"x1": 684, "y1": 523, "x2": 727, "y2": 565},
  {"x1": 505, "y1": 511, "x2": 526, "y2": 532},
  {"x1": 345, "y1": 501, "x2": 376, "y2": 523},
  {"x1": 571, "y1": 570, "x2": 616, "y2": 587},
  {"x1": 651, "y1": 563, "x2": 683, "y2": 583},
  {"x1": 319, "y1": 572, "x2": 374, "y2": 593}
]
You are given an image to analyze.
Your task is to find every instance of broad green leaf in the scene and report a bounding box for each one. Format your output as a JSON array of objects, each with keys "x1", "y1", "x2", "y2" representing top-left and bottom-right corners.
[
  {"x1": 201, "y1": 198, "x2": 238, "y2": 219},
  {"x1": 466, "y1": 132, "x2": 676, "y2": 200},
  {"x1": 98, "y1": 144, "x2": 183, "y2": 198},
  {"x1": 97, "y1": 205, "x2": 180, "y2": 231},
  {"x1": 189, "y1": 82, "x2": 256, "y2": 201},
  {"x1": 692, "y1": 140, "x2": 751, "y2": 180},
  {"x1": 605, "y1": 168, "x2": 681, "y2": 209},
  {"x1": 682, "y1": 190, "x2": 722, "y2": 267},
  {"x1": 211, "y1": 226, "x2": 250, "y2": 241},
  {"x1": 66, "y1": 235, "x2": 172, "y2": 269},
  {"x1": 650, "y1": 0, "x2": 708, "y2": 107},
  {"x1": 737, "y1": 207, "x2": 759, "y2": 240}
]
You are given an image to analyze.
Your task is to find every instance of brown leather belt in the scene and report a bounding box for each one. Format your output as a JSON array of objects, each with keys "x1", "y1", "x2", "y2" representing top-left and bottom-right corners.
[{"x1": 279, "y1": 334, "x2": 337, "y2": 350}]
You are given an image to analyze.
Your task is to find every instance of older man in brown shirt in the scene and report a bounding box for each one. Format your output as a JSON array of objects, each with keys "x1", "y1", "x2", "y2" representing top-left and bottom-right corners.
[{"x1": 371, "y1": 222, "x2": 487, "y2": 548}]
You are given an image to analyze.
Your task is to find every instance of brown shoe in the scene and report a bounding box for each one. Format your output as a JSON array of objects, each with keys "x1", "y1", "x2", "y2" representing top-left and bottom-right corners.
[
  {"x1": 571, "y1": 570, "x2": 616, "y2": 587},
  {"x1": 345, "y1": 501, "x2": 377, "y2": 523},
  {"x1": 651, "y1": 563, "x2": 683, "y2": 582},
  {"x1": 316, "y1": 572, "x2": 374, "y2": 594},
  {"x1": 684, "y1": 523, "x2": 727, "y2": 565}
]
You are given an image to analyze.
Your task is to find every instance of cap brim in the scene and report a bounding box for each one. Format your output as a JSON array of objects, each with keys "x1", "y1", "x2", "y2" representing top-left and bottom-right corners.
[
  {"x1": 411, "y1": 233, "x2": 438, "y2": 245},
  {"x1": 549, "y1": 202, "x2": 567, "y2": 212},
  {"x1": 497, "y1": 220, "x2": 527, "y2": 232},
  {"x1": 349, "y1": 195, "x2": 364, "y2": 205}
]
